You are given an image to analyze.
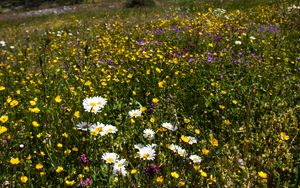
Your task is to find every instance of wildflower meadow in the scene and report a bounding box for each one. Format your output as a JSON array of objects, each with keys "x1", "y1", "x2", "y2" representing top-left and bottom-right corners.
[{"x1": 0, "y1": 0, "x2": 299, "y2": 187}]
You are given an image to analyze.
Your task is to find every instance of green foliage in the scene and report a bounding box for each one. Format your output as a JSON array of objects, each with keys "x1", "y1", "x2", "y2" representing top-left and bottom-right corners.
[{"x1": 0, "y1": 0, "x2": 299, "y2": 187}]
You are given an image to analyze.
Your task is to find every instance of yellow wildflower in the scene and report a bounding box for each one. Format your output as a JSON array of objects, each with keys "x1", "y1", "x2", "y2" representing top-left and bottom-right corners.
[
  {"x1": 280, "y1": 132, "x2": 289, "y2": 141},
  {"x1": 10, "y1": 100, "x2": 19, "y2": 107},
  {"x1": 210, "y1": 138, "x2": 218, "y2": 147},
  {"x1": 35, "y1": 163, "x2": 43, "y2": 170},
  {"x1": 223, "y1": 119, "x2": 231, "y2": 126},
  {"x1": 65, "y1": 180, "x2": 76, "y2": 186},
  {"x1": 74, "y1": 111, "x2": 80, "y2": 118},
  {"x1": 178, "y1": 181, "x2": 185, "y2": 187},
  {"x1": 199, "y1": 169, "x2": 207, "y2": 177},
  {"x1": 55, "y1": 95, "x2": 62, "y2": 103},
  {"x1": 10, "y1": 157, "x2": 20, "y2": 165},
  {"x1": 156, "y1": 176, "x2": 164, "y2": 184},
  {"x1": 131, "y1": 169, "x2": 137, "y2": 174},
  {"x1": 202, "y1": 148, "x2": 210, "y2": 155},
  {"x1": 181, "y1": 135, "x2": 189, "y2": 143},
  {"x1": 184, "y1": 118, "x2": 190, "y2": 124},
  {"x1": 29, "y1": 100, "x2": 36, "y2": 106},
  {"x1": 0, "y1": 126, "x2": 8, "y2": 135},
  {"x1": 171, "y1": 172, "x2": 179, "y2": 179},
  {"x1": 140, "y1": 106, "x2": 147, "y2": 112},
  {"x1": 152, "y1": 98, "x2": 159, "y2": 103},
  {"x1": 0, "y1": 86, "x2": 5, "y2": 91},
  {"x1": 258, "y1": 171, "x2": 268, "y2": 179},
  {"x1": 150, "y1": 117, "x2": 155, "y2": 123},
  {"x1": 55, "y1": 166, "x2": 64, "y2": 173},
  {"x1": 32, "y1": 121, "x2": 40, "y2": 128},
  {"x1": 232, "y1": 100, "x2": 238, "y2": 105},
  {"x1": 20, "y1": 176, "x2": 28, "y2": 183},
  {"x1": 0, "y1": 115, "x2": 8, "y2": 123}
]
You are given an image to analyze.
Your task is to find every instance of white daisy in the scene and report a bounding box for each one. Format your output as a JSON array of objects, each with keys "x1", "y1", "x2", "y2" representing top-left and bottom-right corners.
[
  {"x1": 187, "y1": 136, "x2": 197, "y2": 145},
  {"x1": 113, "y1": 159, "x2": 128, "y2": 176},
  {"x1": 138, "y1": 146, "x2": 156, "y2": 160},
  {"x1": 162, "y1": 122, "x2": 177, "y2": 131},
  {"x1": 128, "y1": 109, "x2": 142, "y2": 118},
  {"x1": 168, "y1": 144, "x2": 187, "y2": 157},
  {"x1": 76, "y1": 122, "x2": 91, "y2": 131},
  {"x1": 175, "y1": 145, "x2": 188, "y2": 157},
  {"x1": 89, "y1": 123, "x2": 105, "y2": 135},
  {"x1": 102, "y1": 152, "x2": 118, "y2": 164},
  {"x1": 0, "y1": 40, "x2": 6, "y2": 47},
  {"x1": 113, "y1": 165, "x2": 127, "y2": 176},
  {"x1": 83, "y1": 96, "x2": 107, "y2": 114},
  {"x1": 102, "y1": 124, "x2": 118, "y2": 135},
  {"x1": 189, "y1": 154, "x2": 202, "y2": 163},
  {"x1": 143, "y1": 129, "x2": 155, "y2": 140}
]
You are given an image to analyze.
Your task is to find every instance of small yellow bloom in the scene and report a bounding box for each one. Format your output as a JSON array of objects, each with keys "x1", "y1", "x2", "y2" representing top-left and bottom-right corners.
[
  {"x1": 29, "y1": 100, "x2": 36, "y2": 106},
  {"x1": 171, "y1": 172, "x2": 179, "y2": 179},
  {"x1": 258, "y1": 171, "x2": 268, "y2": 179},
  {"x1": 158, "y1": 80, "x2": 166, "y2": 88},
  {"x1": 74, "y1": 111, "x2": 80, "y2": 118},
  {"x1": 223, "y1": 119, "x2": 231, "y2": 126},
  {"x1": 131, "y1": 169, "x2": 137, "y2": 174},
  {"x1": 29, "y1": 107, "x2": 40, "y2": 113},
  {"x1": 7, "y1": 96, "x2": 12, "y2": 103},
  {"x1": 152, "y1": 98, "x2": 159, "y2": 103},
  {"x1": 219, "y1": 105, "x2": 225, "y2": 110},
  {"x1": 178, "y1": 181, "x2": 185, "y2": 187},
  {"x1": 220, "y1": 90, "x2": 227, "y2": 94},
  {"x1": 195, "y1": 129, "x2": 200, "y2": 134},
  {"x1": 0, "y1": 115, "x2": 9, "y2": 123},
  {"x1": 55, "y1": 96, "x2": 62, "y2": 103},
  {"x1": 72, "y1": 147, "x2": 78, "y2": 152},
  {"x1": 232, "y1": 100, "x2": 238, "y2": 105},
  {"x1": 184, "y1": 118, "x2": 190, "y2": 124},
  {"x1": 78, "y1": 174, "x2": 84, "y2": 179},
  {"x1": 40, "y1": 172, "x2": 46, "y2": 177},
  {"x1": 83, "y1": 166, "x2": 89, "y2": 171},
  {"x1": 10, "y1": 100, "x2": 19, "y2": 107},
  {"x1": 202, "y1": 148, "x2": 210, "y2": 155},
  {"x1": 65, "y1": 180, "x2": 76, "y2": 186},
  {"x1": 32, "y1": 121, "x2": 40, "y2": 128},
  {"x1": 208, "y1": 175, "x2": 217, "y2": 184},
  {"x1": 140, "y1": 106, "x2": 147, "y2": 112},
  {"x1": 35, "y1": 163, "x2": 43, "y2": 170},
  {"x1": 150, "y1": 117, "x2": 155, "y2": 123},
  {"x1": 199, "y1": 169, "x2": 207, "y2": 177},
  {"x1": 55, "y1": 166, "x2": 64, "y2": 173},
  {"x1": 20, "y1": 176, "x2": 28, "y2": 183},
  {"x1": 210, "y1": 138, "x2": 218, "y2": 147},
  {"x1": 0, "y1": 86, "x2": 5, "y2": 91},
  {"x1": 62, "y1": 132, "x2": 68, "y2": 138},
  {"x1": 64, "y1": 149, "x2": 71, "y2": 155},
  {"x1": 57, "y1": 143, "x2": 63, "y2": 148},
  {"x1": 0, "y1": 126, "x2": 8, "y2": 135},
  {"x1": 181, "y1": 135, "x2": 189, "y2": 143},
  {"x1": 156, "y1": 176, "x2": 164, "y2": 184},
  {"x1": 10, "y1": 157, "x2": 20, "y2": 165},
  {"x1": 85, "y1": 80, "x2": 91, "y2": 86},
  {"x1": 280, "y1": 132, "x2": 289, "y2": 141},
  {"x1": 155, "y1": 67, "x2": 161, "y2": 73},
  {"x1": 40, "y1": 151, "x2": 45, "y2": 157}
]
